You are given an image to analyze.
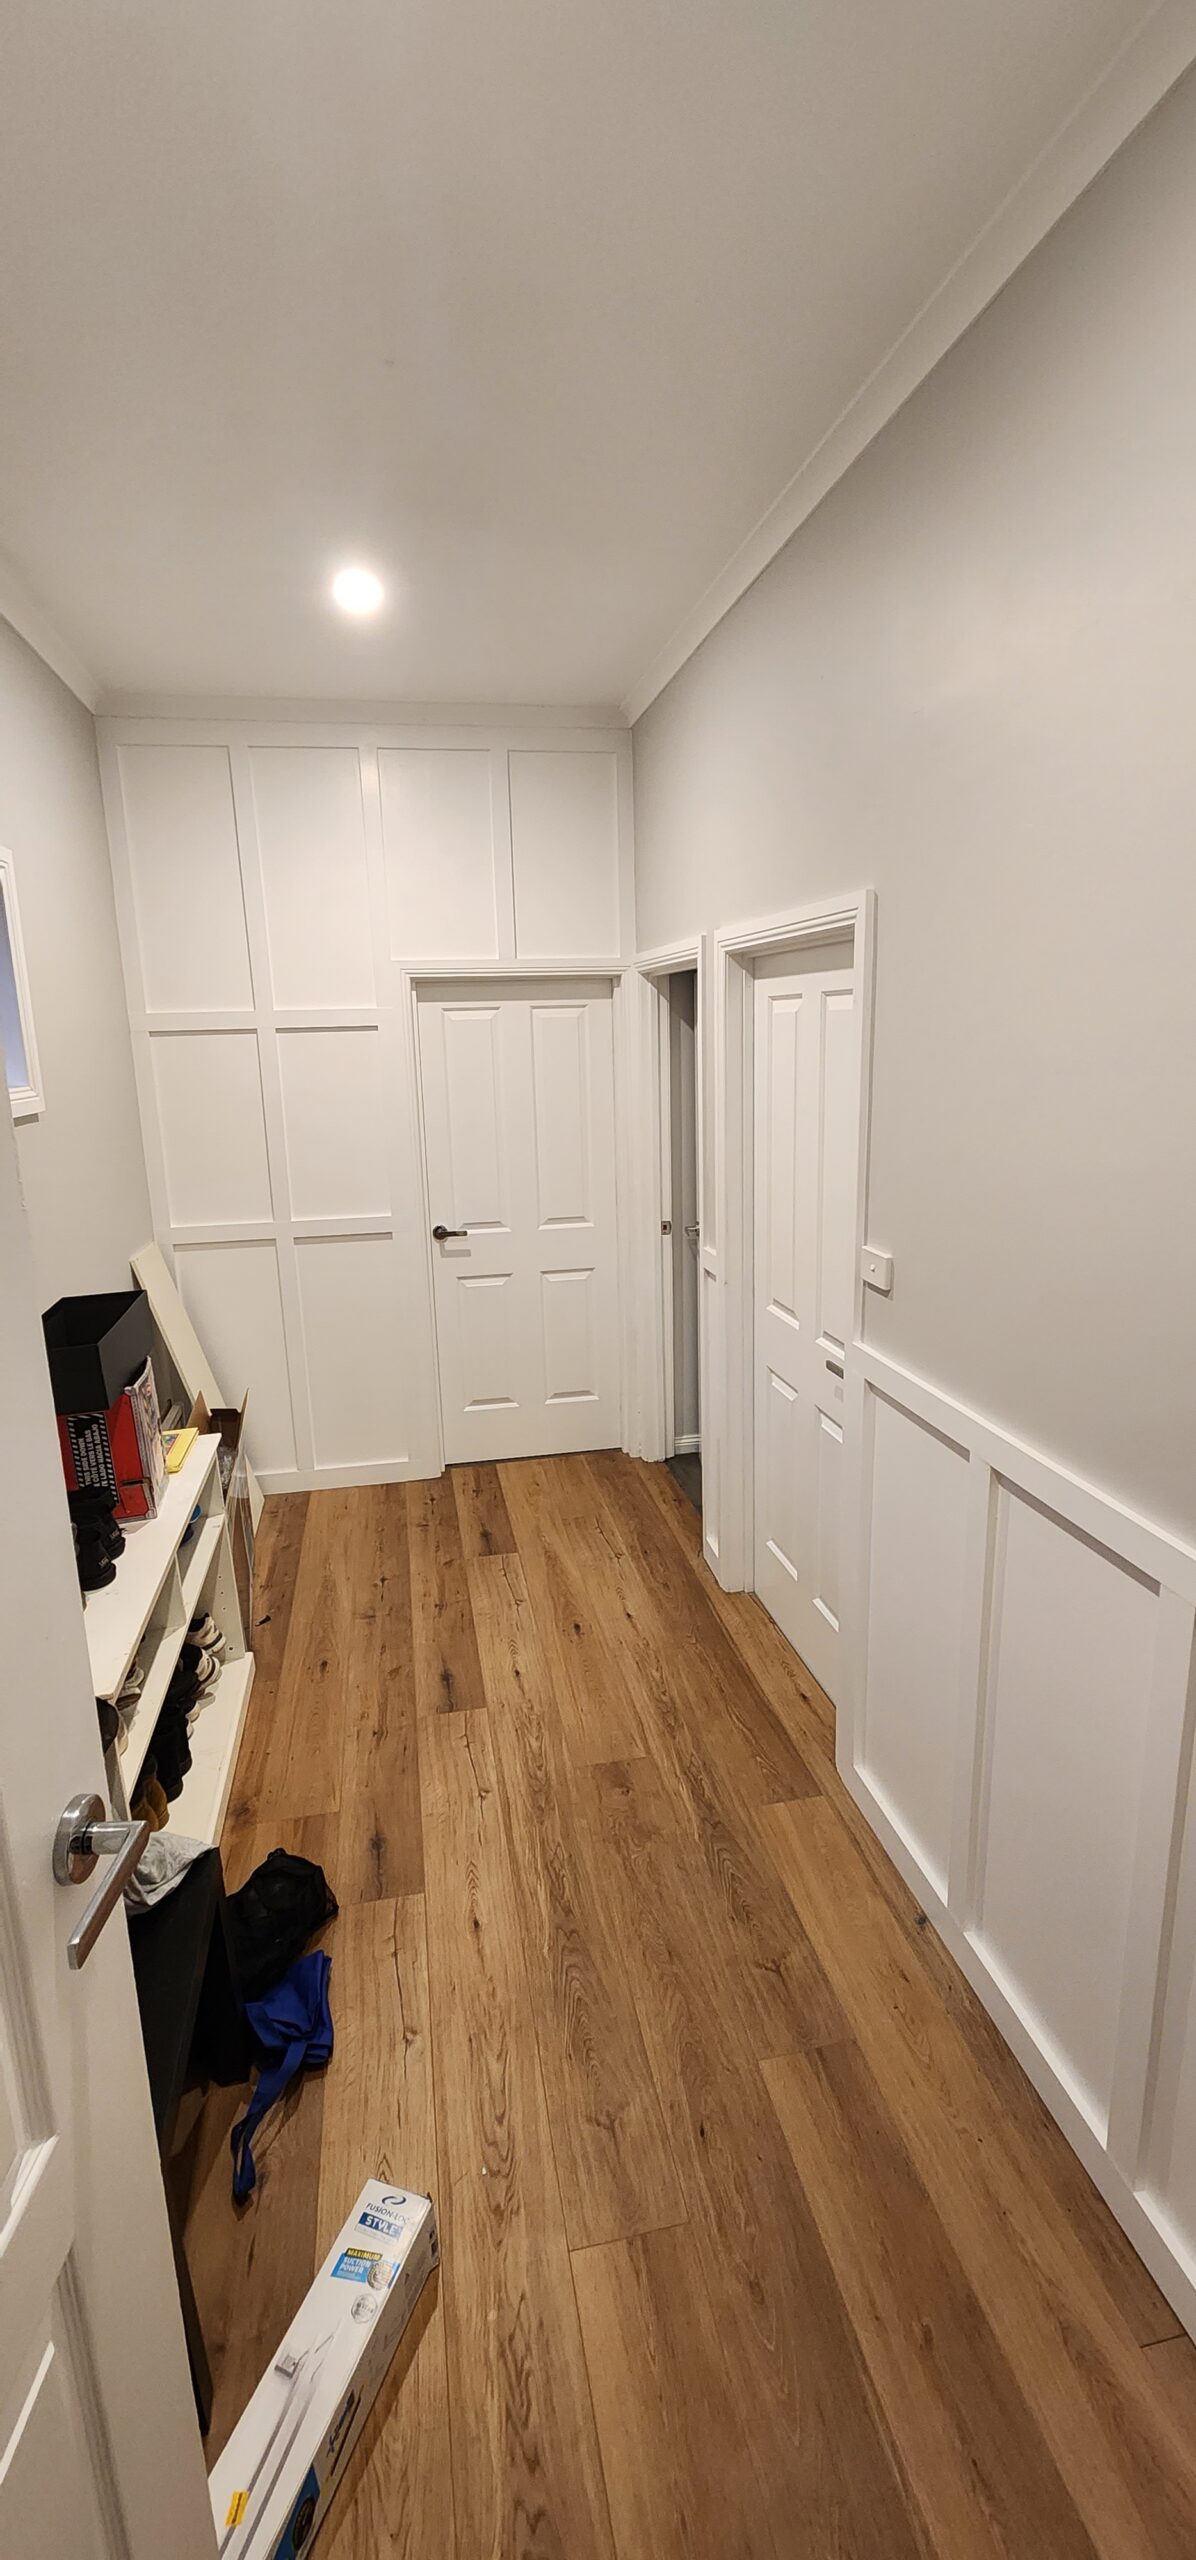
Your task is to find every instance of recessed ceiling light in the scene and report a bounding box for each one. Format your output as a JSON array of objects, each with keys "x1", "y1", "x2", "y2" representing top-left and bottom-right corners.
[{"x1": 331, "y1": 565, "x2": 384, "y2": 615}]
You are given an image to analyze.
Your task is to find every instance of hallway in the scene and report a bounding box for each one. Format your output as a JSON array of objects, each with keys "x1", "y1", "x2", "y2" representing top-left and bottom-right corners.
[{"x1": 183, "y1": 1454, "x2": 1196, "y2": 2557}]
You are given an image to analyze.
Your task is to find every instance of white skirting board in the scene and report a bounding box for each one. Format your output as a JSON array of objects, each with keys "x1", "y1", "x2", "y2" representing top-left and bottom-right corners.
[{"x1": 839, "y1": 1344, "x2": 1196, "y2": 2339}]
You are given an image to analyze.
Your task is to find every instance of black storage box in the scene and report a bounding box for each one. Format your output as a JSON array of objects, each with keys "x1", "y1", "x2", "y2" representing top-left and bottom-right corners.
[{"x1": 42, "y1": 1289, "x2": 152, "y2": 1416}]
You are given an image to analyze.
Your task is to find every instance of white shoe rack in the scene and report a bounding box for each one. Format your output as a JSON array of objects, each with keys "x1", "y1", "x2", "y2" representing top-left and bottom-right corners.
[{"x1": 86, "y1": 1431, "x2": 255, "y2": 1844}]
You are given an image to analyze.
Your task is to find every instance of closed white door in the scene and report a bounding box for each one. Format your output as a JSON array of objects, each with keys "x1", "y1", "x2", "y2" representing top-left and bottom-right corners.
[
  {"x1": 752, "y1": 946, "x2": 858, "y2": 1700},
  {"x1": 0, "y1": 1110, "x2": 212, "y2": 2555},
  {"x1": 667, "y1": 972, "x2": 700, "y2": 1452},
  {"x1": 417, "y1": 979, "x2": 621, "y2": 1462}
]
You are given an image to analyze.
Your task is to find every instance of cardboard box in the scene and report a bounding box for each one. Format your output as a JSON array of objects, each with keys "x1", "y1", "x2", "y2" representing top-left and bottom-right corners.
[{"x1": 209, "y1": 2182, "x2": 438, "y2": 2559}]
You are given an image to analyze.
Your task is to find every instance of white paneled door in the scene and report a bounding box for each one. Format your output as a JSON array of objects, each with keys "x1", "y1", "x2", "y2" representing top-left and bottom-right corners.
[
  {"x1": 752, "y1": 947, "x2": 858, "y2": 1699},
  {"x1": 417, "y1": 980, "x2": 620, "y2": 1461},
  {"x1": 0, "y1": 1097, "x2": 212, "y2": 2556}
]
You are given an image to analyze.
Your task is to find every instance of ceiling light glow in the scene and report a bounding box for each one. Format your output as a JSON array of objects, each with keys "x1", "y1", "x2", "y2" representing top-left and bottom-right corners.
[{"x1": 331, "y1": 564, "x2": 384, "y2": 615}]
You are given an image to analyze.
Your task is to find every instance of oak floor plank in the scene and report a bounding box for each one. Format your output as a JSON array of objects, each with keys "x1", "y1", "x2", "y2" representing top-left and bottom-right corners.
[
  {"x1": 232, "y1": 1492, "x2": 360, "y2": 1822},
  {"x1": 760, "y1": 1794, "x2": 1196, "y2": 2558},
  {"x1": 420, "y1": 1706, "x2": 615, "y2": 2560},
  {"x1": 225, "y1": 1489, "x2": 310, "y2": 1821},
  {"x1": 407, "y1": 1474, "x2": 486, "y2": 1715},
  {"x1": 596, "y1": 1456, "x2": 820, "y2": 1815},
  {"x1": 572, "y1": 2223, "x2": 780, "y2": 2560},
  {"x1": 499, "y1": 1453, "x2": 615, "y2": 1530},
  {"x1": 764, "y1": 2036, "x2": 1099, "y2": 2559},
  {"x1": 467, "y1": 1551, "x2": 685, "y2": 2248},
  {"x1": 317, "y1": 1896, "x2": 455, "y2": 2560},
  {"x1": 498, "y1": 1467, "x2": 646, "y2": 1763},
  {"x1": 451, "y1": 1460, "x2": 517, "y2": 1560},
  {"x1": 584, "y1": 1755, "x2": 925, "y2": 2559},
  {"x1": 1140, "y1": 2334, "x2": 1196, "y2": 2427},
  {"x1": 335, "y1": 1483, "x2": 423, "y2": 1901},
  {"x1": 578, "y1": 1532, "x2": 840, "y2": 2062},
  {"x1": 178, "y1": 1985, "x2": 329, "y2": 2462}
]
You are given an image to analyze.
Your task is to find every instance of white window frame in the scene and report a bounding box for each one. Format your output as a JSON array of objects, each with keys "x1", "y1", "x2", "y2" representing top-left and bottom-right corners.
[{"x1": 0, "y1": 847, "x2": 43, "y2": 1119}]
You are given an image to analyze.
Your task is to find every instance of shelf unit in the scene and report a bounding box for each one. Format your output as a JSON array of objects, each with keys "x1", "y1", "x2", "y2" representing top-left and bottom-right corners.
[{"x1": 86, "y1": 1431, "x2": 255, "y2": 1845}]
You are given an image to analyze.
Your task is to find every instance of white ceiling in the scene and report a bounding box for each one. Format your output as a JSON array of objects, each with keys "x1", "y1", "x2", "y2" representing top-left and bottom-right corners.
[{"x1": 0, "y1": 1, "x2": 1183, "y2": 714}]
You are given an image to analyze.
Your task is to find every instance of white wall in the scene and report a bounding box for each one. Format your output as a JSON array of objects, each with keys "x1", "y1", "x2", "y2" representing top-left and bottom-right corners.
[
  {"x1": 632, "y1": 68, "x2": 1196, "y2": 2338},
  {"x1": 98, "y1": 717, "x2": 633, "y2": 1489},
  {"x1": 0, "y1": 618, "x2": 151, "y2": 1306},
  {"x1": 633, "y1": 66, "x2": 1196, "y2": 1553}
]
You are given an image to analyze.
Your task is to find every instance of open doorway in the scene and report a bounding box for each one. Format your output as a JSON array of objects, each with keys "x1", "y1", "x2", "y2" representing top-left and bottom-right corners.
[{"x1": 659, "y1": 968, "x2": 701, "y2": 1513}]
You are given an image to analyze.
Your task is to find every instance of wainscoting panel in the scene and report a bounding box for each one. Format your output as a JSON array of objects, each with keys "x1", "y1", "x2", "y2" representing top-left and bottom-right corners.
[
  {"x1": 858, "y1": 1389, "x2": 970, "y2": 1900},
  {"x1": 100, "y1": 718, "x2": 633, "y2": 1490},
  {"x1": 173, "y1": 1239, "x2": 296, "y2": 1476},
  {"x1": 843, "y1": 1345, "x2": 1196, "y2": 2334}
]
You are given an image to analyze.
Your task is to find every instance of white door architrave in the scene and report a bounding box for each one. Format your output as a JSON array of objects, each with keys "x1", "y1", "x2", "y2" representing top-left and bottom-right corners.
[{"x1": 711, "y1": 891, "x2": 877, "y2": 1649}]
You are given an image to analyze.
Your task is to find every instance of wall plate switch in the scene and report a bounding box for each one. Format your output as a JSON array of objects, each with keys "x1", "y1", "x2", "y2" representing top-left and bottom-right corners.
[{"x1": 862, "y1": 1246, "x2": 893, "y2": 1294}]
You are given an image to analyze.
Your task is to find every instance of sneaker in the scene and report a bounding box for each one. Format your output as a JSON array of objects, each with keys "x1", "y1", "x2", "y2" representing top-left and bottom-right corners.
[
  {"x1": 189, "y1": 1612, "x2": 226, "y2": 1657},
  {"x1": 176, "y1": 1641, "x2": 219, "y2": 1690}
]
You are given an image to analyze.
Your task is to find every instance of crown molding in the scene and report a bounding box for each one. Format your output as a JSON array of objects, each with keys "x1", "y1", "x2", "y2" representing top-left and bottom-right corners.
[
  {"x1": 0, "y1": 547, "x2": 99, "y2": 710},
  {"x1": 621, "y1": 1, "x2": 1196, "y2": 726},
  {"x1": 96, "y1": 689, "x2": 628, "y2": 729}
]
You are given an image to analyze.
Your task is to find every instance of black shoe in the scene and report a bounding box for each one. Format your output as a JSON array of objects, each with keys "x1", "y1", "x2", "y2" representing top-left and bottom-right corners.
[
  {"x1": 69, "y1": 1487, "x2": 125, "y2": 1558},
  {"x1": 76, "y1": 1531, "x2": 116, "y2": 1591}
]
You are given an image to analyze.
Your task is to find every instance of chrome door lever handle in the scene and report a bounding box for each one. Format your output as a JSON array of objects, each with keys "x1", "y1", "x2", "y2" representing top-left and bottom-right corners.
[
  {"x1": 432, "y1": 1223, "x2": 468, "y2": 1241},
  {"x1": 53, "y1": 1793, "x2": 150, "y2": 1971},
  {"x1": 825, "y1": 1357, "x2": 845, "y2": 1379}
]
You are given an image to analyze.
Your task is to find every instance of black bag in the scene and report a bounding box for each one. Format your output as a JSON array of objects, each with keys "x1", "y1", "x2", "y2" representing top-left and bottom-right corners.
[{"x1": 226, "y1": 1849, "x2": 338, "y2": 2002}]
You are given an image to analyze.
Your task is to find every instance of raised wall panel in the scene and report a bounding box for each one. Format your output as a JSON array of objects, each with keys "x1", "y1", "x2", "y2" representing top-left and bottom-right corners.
[
  {"x1": 1143, "y1": 1726, "x2": 1196, "y2": 2263},
  {"x1": 763, "y1": 1372, "x2": 801, "y2": 1584},
  {"x1": 441, "y1": 1008, "x2": 506, "y2": 1229},
  {"x1": 150, "y1": 1031, "x2": 271, "y2": 1226},
  {"x1": 250, "y1": 746, "x2": 375, "y2": 1007},
  {"x1": 973, "y1": 1483, "x2": 1160, "y2": 2134},
  {"x1": 295, "y1": 1235, "x2": 406, "y2": 1467},
  {"x1": 509, "y1": 749, "x2": 619, "y2": 957},
  {"x1": 861, "y1": 1390, "x2": 970, "y2": 1897},
  {"x1": 814, "y1": 1407, "x2": 843, "y2": 1632},
  {"x1": 277, "y1": 1028, "x2": 390, "y2": 1219},
  {"x1": 380, "y1": 749, "x2": 497, "y2": 958},
  {"x1": 458, "y1": 1272, "x2": 516, "y2": 1411},
  {"x1": 542, "y1": 1268, "x2": 597, "y2": 1403},
  {"x1": 817, "y1": 989, "x2": 855, "y2": 1353},
  {"x1": 531, "y1": 1005, "x2": 590, "y2": 1227},
  {"x1": 118, "y1": 744, "x2": 252, "y2": 1011},
  {"x1": 174, "y1": 1240, "x2": 296, "y2": 1474},
  {"x1": 764, "y1": 995, "x2": 802, "y2": 1327}
]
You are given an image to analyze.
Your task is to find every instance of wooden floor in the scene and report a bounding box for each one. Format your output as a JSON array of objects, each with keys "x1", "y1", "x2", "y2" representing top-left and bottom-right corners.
[{"x1": 181, "y1": 1451, "x2": 1196, "y2": 2558}]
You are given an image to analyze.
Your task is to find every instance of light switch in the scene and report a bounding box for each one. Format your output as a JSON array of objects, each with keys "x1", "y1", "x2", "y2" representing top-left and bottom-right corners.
[{"x1": 862, "y1": 1246, "x2": 893, "y2": 1294}]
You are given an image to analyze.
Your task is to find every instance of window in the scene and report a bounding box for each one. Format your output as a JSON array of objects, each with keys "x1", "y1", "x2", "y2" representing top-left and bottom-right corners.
[{"x1": 0, "y1": 849, "x2": 42, "y2": 1118}]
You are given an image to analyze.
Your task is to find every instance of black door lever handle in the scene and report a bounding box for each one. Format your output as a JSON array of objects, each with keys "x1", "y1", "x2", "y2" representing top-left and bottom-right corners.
[{"x1": 432, "y1": 1223, "x2": 468, "y2": 1240}]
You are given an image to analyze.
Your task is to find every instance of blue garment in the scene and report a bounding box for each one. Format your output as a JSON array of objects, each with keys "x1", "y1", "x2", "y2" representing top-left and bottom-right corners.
[{"x1": 230, "y1": 1951, "x2": 333, "y2": 2203}]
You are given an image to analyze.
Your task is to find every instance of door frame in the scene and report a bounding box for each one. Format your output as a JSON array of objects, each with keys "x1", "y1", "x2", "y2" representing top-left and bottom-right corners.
[
  {"x1": 405, "y1": 960, "x2": 632, "y2": 1474},
  {"x1": 711, "y1": 889, "x2": 877, "y2": 1620},
  {"x1": 625, "y1": 939, "x2": 706, "y2": 1468}
]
